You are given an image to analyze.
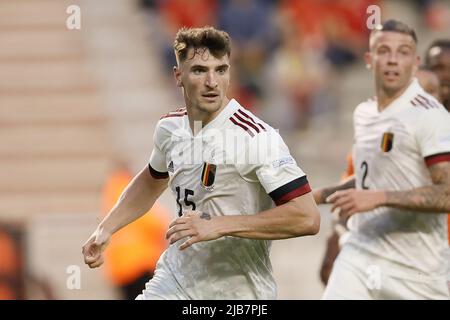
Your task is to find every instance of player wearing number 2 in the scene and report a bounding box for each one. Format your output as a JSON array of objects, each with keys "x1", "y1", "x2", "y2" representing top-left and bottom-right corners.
[
  {"x1": 82, "y1": 26, "x2": 320, "y2": 299},
  {"x1": 314, "y1": 20, "x2": 450, "y2": 299}
]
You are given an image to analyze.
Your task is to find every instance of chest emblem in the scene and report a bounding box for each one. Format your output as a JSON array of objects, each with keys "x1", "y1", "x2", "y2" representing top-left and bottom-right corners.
[
  {"x1": 381, "y1": 132, "x2": 394, "y2": 152},
  {"x1": 201, "y1": 163, "x2": 216, "y2": 190}
]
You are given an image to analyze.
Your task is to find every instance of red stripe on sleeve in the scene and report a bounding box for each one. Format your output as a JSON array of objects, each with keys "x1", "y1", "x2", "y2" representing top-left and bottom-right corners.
[
  {"x1": 424, "y1": 153, "x2": 450, "y2": 166},
  {"x1": 274, "y1": 183, "x2": 312, "y2": 206}
]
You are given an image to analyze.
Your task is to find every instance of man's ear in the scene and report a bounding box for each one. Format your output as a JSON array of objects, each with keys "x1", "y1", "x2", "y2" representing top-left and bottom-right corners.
[
  {"x1": 364, "y1": 52, "x2": 372, "y2": 70},
  {"x1": 173, "y1": 66, "x2": 182, "y2": 87}
]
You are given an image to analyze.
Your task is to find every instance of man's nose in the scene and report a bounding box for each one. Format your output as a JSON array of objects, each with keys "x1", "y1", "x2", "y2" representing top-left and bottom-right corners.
[
  {"x1": 205, "y1": 72, "x2": 218, "y2": 88},
  {"x1": 387, "y1": 53, "x2": 398, "y2": 64}
]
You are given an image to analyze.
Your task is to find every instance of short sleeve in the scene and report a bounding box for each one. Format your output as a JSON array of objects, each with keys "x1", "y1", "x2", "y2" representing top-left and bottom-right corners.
[
  {"x1": 149, "y1": 122, "x2": 169, "y2": 179},
  {"x1": 415, "y1": 110, "x2": 450, "y2": 166},
  {"x1": 237, "y1": 129, "x2": 311, "y2": 206}
]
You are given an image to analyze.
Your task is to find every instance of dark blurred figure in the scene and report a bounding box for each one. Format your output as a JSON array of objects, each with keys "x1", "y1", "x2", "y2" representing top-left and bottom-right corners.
[
  {"x1": 139, "y1": 0, "x2": 158, "y2": 10},
  {"x1": 425, "y1": 39, "x2": 450, "y2": 110},
  {"x1": 416, "y1": 67, "x2": 441, "y2": 100}
]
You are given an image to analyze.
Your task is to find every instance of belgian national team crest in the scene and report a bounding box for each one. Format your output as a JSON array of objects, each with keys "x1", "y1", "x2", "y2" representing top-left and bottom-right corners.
[
  {"x1": 201, "y1": 162, "x2": 216, "y2": 191},
  {"x1": 381, "y1": 132, "x2": 394, "y2": 152}
]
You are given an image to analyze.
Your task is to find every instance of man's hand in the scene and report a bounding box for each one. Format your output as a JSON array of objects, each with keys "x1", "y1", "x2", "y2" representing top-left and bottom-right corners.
[
  {"x1": 326, "y1": 189, "x2": 386, "y2": 220},
  {"x1": 313, "y1": 177, "x2": 356, "y2": 206},
  {"x1": 313, "y1": 188, "x2": 325, "y2": 205},
  {"x1": 165, "y1": 211, "x2": 223, "y2": 250},
  {"x1": 82, "y1": 228, "x2": 111, "y2": 268}
]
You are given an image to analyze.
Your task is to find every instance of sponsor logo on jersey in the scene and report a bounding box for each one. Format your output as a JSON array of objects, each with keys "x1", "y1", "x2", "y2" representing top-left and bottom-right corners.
[
  {"x1": 381, "y1": 132, "x2": 394, "y2": 152},
  {"x1": 272, "y1": 156, "x2": 294, "y2": 168},
  {"x1": 168, "y1": 161, "x2": 174, "y2": 173},
  {"x1": 201, "y1": 162, "x2": 216, "y2": 190}
]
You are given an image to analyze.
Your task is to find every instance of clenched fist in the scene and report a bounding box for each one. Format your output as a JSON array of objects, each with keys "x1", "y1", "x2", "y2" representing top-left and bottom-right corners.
[{"x1": 82, "y1": 228, "x2": 111, "y2": 268}]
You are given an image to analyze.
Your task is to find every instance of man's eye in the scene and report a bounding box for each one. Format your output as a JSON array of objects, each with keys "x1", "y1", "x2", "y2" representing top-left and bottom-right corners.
[{"x1": 192, "y1": 69, "x2": 205, "y2": 74}]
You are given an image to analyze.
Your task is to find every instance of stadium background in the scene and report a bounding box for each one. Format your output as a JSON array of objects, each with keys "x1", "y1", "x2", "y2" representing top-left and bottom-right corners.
[{"x1": 0, "y1": 0, "x2": 449, "y2": 299}]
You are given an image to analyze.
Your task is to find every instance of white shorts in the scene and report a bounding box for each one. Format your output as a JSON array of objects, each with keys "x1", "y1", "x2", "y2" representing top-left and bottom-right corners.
[
  {"x1": 135, "y1": 264, "x2": 189, "y2": 300},
  {"x1": 322, "y1": 244, "x2": 449, "y2": 300}
]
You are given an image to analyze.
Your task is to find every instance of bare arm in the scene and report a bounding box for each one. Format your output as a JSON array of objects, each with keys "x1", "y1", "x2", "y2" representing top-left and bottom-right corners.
[
  {"x1": 166, "y1": 192, "x2": 320, "y2": 250},
  {"x1": 385, "y1": 162, "x2": 450, "y2": 212},
  {"x1": 328, "y1": 162, "x2": 450, "y2": 219},
  {"x1": 313, "y1": 176, "x2": 355, "y2": 204},
  {"x1": 82, "y1": 165, "x2": 168, "y2": 267},
  {"x1": 218, "y1": 192, "x2": 320, "y2": 239},
  {"x1": 99, "y1": 165, "x2": 168, "y2": 234}
]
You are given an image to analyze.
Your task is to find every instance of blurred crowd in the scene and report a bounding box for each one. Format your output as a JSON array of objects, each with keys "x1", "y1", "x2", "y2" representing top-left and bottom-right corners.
[
  {"x1": 138, "y1": 0, "x2": 447, "y2": 132},
  {"x1": 140, "y1": 0, "x2": 375, "y2": 131}
]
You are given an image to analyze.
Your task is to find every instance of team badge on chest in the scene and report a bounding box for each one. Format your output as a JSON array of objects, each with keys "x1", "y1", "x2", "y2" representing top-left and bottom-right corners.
[
  {"x1": 201, "y1": 162, "x2": 216, "y2": 190},
  {"x1": 381, "y1": 132, "x2": 394, "y2": 152}
]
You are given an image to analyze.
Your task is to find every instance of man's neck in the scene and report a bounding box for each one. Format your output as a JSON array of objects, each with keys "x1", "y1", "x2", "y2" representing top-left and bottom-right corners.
[
  {"x1": 187, "y1": 98, "x2": 230, "y2": 135},
  {"x1": 376, "y1": 80, "x2": 412, "y2": 112}
]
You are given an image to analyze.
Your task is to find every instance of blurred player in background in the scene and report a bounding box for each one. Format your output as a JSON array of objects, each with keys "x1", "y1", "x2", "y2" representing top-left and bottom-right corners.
[
  {"x1": 416, "y1": 67, "x2": 440, "y2": 100},
  {"x1": 82, "y1": 26, "x2": 320, "y2": 299},
  {"x1": 424, "y1": 39, "x2": 450, "y2": 292},
  {"x1": 317, "y1": 47, "x2": 446, "y2": 287},
  {"x1": 314, "y1": 20, "x2": 450, "y2": 299},
  {"x1": 425, "y1": 39, "x2": 450, "y2": 111}
]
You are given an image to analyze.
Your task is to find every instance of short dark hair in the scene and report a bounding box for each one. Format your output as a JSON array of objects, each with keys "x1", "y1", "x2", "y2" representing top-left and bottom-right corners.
[
  {"x1": 173, "y1": 26, "x2": 231, "y2": 63},
  {"x1": 425, "y1": 39, "x2": 450, "y2": 66},
  {"x1": 370, "y1": 19, "x2": 417, "y2": 49}
]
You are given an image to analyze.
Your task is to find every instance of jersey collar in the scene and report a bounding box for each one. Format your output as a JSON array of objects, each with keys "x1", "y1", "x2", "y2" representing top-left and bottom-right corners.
[
  {"x1": 186, "y1": 98, "x2": 241, "y2": 136},
  {"x1": 378, "y1": 78, "x2": 422, "y2": 116}
]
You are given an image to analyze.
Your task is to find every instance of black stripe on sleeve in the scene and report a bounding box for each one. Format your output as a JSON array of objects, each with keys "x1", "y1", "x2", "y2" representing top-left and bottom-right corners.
[
  {"x1": 268, "y1": 176, "x2": 311, "y2": 206},
  {"x1": 148, "y1": 164, "x2": 169, "y2": 179}
]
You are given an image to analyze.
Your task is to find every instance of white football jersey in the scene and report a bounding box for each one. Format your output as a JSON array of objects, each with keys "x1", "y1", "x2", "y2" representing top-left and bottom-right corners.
[
  {"x1": 143, "y1": 99, "x2": 311, "y2": 299},
  {"x1": 347, "y1": 79, "x2": 450, "y2": 281}
]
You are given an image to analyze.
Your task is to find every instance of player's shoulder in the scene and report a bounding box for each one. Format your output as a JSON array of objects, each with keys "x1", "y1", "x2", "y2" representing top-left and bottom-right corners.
[
  {"x1": 153, "y1": 106, "x2": 188, "y2": 145},
  {"x1": 407, "y1": 90, "x2": 446, "y2": 114},
  {"x1": 156, "y1": 106, "x2": 187, "y2": 129},
  {"x1": 354, "y1": 96, "x2": 377, "y2": 118},
  {"x1": 159, "y1": 106, "x2": 187, "y2": 121},
  {"x1": 401, "y1": 89, "x2": 450, "y2": 133},
  {"x1": 226, "y1": 106, "x2": 273, "y2": 138}
]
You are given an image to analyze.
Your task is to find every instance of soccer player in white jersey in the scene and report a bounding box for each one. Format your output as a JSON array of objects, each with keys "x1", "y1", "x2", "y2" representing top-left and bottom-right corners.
[
  {"x1": 314, "y1": 20, "x2": 450, "y2": 299},
  {"x1": 82, "y1": 26, "x2": 320, "y2": 299}
]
